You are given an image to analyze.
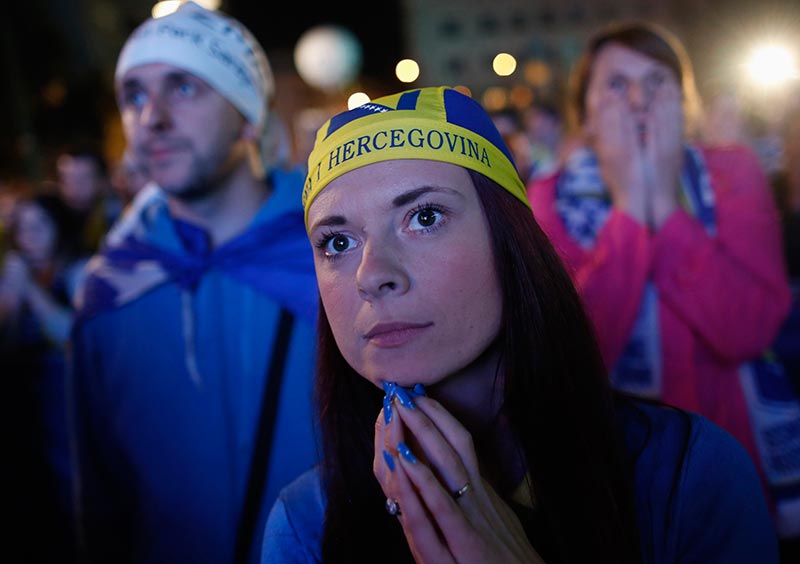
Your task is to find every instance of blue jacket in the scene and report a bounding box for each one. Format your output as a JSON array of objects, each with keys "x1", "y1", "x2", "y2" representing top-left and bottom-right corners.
[
  {"x1": 261, "y1": 401, "x2": 779, "y2": 563},
  {"x1": 69, "y1": 169, "x2": 320, "y2": 564}
]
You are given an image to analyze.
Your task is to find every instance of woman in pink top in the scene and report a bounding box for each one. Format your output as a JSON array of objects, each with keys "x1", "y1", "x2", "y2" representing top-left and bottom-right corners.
[{"x1": 527, "y1": 20, "x2": 794, "y2": 537}]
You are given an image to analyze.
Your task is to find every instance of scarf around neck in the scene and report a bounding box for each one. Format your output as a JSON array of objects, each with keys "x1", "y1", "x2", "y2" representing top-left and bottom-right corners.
[{"x1": 555, "y1": 144, "x2": 715, "y2": 396}]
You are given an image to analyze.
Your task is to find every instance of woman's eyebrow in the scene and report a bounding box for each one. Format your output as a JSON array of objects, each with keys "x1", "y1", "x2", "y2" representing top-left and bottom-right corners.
[
  {"x1": 311, "y1": 185, "x2": 461, "y2": 231},
  {"x1": 392, "y1": 185, "x2": 458, "y2": 207},
  {"x1": 311, "y1": 215, "x2": 346, "y2": 230}
]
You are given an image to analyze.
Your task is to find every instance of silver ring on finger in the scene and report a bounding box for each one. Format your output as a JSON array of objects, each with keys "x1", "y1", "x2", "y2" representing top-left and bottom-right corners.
[
  {"x1": 453, "y1": 481, "x2": 471, "y2": 500},
  {"x1": 385, "y1": 497, "x2": 401, "y2": 516}
]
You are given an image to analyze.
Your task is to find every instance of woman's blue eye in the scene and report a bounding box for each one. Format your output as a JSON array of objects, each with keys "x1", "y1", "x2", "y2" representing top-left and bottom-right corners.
[
  {"x1": 318, "y1": 233, "x2": 358, "y2": 257},
  {"x1": 608, "y1": 75, "x2": 627, "y2": 92},
  {"x1": 644, "y1": 72, "x2": 666, "y2": 89},
  {"x1": 410, "y1": 207, "x2": 442, "y2": 230}
]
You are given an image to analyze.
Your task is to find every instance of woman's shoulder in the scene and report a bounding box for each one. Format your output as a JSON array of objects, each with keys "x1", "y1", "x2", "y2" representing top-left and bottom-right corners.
[
  {"x1": 616, "y1": 397, "x2": 779, "y2": 562},
  {"x1": 262, "y1": 466, "x2": 324, "y2": 564},
  {"x1": 280, "y1": 465, "x2": 323, "y2": 500},
  {"x1": 617, "y1": 397, "x2": 757, "y2": 474}
]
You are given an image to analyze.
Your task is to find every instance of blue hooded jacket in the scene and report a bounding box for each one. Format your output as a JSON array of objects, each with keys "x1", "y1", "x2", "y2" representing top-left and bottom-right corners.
[{"x1": 68, "y1": 168, "x2": 320, "y2": 564}]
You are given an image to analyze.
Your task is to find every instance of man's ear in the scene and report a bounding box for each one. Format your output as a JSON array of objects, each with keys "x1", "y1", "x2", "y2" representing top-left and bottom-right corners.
[
  {"x1": 241, "y1": 121, "x2": 259, "y2": 143},
  {"x1": 241, "y1": 121, "x2": 265, "y2": 179}
]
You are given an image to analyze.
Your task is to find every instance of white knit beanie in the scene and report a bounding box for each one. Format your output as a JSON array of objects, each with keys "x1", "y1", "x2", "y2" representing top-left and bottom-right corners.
[{"x1": 115, "y1": 1, "x2": 274, "y2": 132}]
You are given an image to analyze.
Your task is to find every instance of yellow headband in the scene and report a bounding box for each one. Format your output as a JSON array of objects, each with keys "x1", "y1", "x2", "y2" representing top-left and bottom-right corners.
[{"x1": 302, "y1": 86, "x2": 529, "y2": 225}]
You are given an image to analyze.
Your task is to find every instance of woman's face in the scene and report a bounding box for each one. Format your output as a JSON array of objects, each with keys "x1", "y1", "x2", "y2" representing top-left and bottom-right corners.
[
  {"x1": 307, "y1": 159, "x2": 503, "y2": 389},
  {"x1": 14, "y1": 201, "x2": 58, "y2": 262},
  {"x1": 585, "y1": 43, "x2": 681, "y2": 121}
]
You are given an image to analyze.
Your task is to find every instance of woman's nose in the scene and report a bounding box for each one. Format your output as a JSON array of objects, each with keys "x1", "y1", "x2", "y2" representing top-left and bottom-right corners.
[
  {"x1": 628, "y1": 81, "x2": 655, "y2": 113},
  {"x1": 355, "y1": 237, "x2": 411, "y2": 300}
]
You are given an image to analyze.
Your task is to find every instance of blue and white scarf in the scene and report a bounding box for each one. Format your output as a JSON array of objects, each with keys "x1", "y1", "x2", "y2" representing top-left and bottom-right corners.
[
  {"x1": 75, "y1": 184, "x2": 318, "y2": 326},
  {"x1": 73, "y1": 179, "x2": 319, "y2": 386},
  {"x1": 556, "y1": 145, "x2": 715, "y2": 397}
]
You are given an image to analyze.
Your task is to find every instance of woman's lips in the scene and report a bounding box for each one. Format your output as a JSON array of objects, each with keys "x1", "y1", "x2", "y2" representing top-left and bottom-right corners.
[{"x1": 364, "y1": 322, "x2": 433, "y2": 348}]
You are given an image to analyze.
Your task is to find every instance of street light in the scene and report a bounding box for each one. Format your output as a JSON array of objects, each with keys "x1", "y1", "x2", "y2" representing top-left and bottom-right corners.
[{"x1": 744, "y1": 43, "x2": 798, "y2": 88}]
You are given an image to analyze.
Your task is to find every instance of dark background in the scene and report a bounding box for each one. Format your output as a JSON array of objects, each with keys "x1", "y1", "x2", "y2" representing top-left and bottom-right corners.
[
  {"x1": 0, "y1": 0, "x2": 406, "y2": 181},
  {"x1": 1, "y1": 0, "x2": 799, "y2": 183}
]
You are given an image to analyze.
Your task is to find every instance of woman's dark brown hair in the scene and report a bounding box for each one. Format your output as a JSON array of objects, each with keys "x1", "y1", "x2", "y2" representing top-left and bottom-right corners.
[
  {"x1": 567, "y1": 19, "x2": 702, "y2": 136},
  {"x1": 314, "y1": 170, "x2": 642, "y2": 563}
]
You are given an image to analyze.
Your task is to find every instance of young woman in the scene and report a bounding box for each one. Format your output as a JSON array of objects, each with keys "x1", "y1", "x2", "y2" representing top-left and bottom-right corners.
[
  {"x1": 262, "y1": 86, "x2": 778, "y2": 563},
  {"x1": 1, "y1": 191, "x2": 86, "y2": 357},
  {"x1": 525, "y1": 21, "x2": 794, "y2": 539}
]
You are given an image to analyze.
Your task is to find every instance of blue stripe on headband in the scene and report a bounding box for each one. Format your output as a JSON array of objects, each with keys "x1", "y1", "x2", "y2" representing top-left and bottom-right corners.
[
  {"x1": 397, "y1": 89, "x2": 421, "y2": 110},
  {"x1": 325, "y1": 102, "x2": 393, "y2": 139},
  {"x1": 443, "y1": 89, "x2": 517, "y2": 167}
]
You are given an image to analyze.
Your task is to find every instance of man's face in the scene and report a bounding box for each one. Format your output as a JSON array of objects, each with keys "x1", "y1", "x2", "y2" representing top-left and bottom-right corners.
[
  {"x1": 116, "y1": 63, "x2": 251, "y2": 200},
  {"x1": 56, "y1": 155, "x2": 102, "y2": 212}
]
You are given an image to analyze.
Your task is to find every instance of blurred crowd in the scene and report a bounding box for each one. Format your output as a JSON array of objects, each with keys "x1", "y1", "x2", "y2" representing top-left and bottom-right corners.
[{"x1": 1, "y1": 5, "x2": 799, "y2": 564}]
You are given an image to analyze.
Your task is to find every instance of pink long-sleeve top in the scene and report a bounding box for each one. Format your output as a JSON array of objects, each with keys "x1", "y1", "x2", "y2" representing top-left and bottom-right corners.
[{"x1": 528, "y1": 143, "x2": 791, "y2": 488}]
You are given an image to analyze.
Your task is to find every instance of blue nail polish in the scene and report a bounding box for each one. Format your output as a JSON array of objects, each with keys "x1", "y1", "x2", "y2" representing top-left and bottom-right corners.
[
  {"x1": 383, "y1": 449, "x2": 395, "y2": 472},
  {"x1": 383, "y1": 395, "x2": 393, "y2": 424},
  {"x1": 397, "y1": 442, "x2": 417, "y2": 463},
  {"x1": 382, "y1": 381, "x2": 397, "y2": 394},
  {"x1": 394, "y1": 386, "x2": 416, "y2": 410},
  {"x1": 412, "y1": 383, "x2": 427, "y2": 396}
]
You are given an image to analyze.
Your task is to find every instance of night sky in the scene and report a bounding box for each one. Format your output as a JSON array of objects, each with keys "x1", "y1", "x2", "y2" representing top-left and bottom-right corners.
[
  {"x1": 0, "y1": 0, "x2": 407, "y2": 178},
  {"x1": 2, "y1": 0, "x2": 799, "y2": 179},
  {"x1": 227, "y1": 0, "x2": 405, "y2": 82}
]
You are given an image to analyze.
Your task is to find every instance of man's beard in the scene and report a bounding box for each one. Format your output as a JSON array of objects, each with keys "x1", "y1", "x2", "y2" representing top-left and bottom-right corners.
[
  {"x1": 168, "y1": 178, "x2": 221, "y2": 202},
  {"x1": 159, "y1": 158, "x2": 226, "y2": 203}
]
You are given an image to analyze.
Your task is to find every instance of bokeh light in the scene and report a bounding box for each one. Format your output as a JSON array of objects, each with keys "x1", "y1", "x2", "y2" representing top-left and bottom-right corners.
[
  {"x1": 347, "y1": 92, "x2": 371, "y2": 110},
  {"x1": 482, "y1": 86, "x2": 508, "y2": 111},
  {"x1": 152, "y1": 0, "x2": 220, "y2": 17},
  {"x1": 395, "y1": 59, "x2": 420, "y2": 83},
  {"x1": 492, "y1": 53, "x2": 517, "y2": 77},
  {"x1": 744, "y1": 43, "x2": 798, "y2": 87},
  {"x1": 151, "y1": 0, "x2": 182, "y2": 18},
  {"x1": 294, "y1": 25, "x2": 363, "y2": 92},
  {"x1": 524, "y1": 60, "x2": 552, "y2": 87},
  {"x1": 509, "y1": 85, "x2": 534, "y2": 109}
]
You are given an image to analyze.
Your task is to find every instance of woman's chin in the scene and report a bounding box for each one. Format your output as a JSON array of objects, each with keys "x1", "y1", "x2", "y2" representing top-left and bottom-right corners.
[{"x1": 365, "y1": 371, "x2": 439, "y2": 390}]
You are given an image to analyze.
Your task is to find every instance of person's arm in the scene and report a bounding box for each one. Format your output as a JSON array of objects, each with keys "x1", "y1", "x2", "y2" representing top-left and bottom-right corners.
[
  {"x1": 651, "y1": 145, "x2": 791, "y2": 361},
  {"x1": 0, "y1": 252, "x2": 27, "y2": 322},
  {"x1": 674, "y1": 416, "x2": 779, "y2": 563},
  {"x1": 24, "y1": 279, "x2": 73, "y2": 345}
]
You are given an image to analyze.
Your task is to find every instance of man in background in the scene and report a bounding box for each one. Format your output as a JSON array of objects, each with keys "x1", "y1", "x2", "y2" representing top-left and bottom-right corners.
[
  {"x1": 68, "y1": 3, "x2": 320, "y2": 562},
  {"x1": 55, "y1": 144, "x2": 115, "y2": 254}
]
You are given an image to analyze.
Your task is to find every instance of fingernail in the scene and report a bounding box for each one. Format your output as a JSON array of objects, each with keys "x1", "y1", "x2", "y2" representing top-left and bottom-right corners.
[
  {"x1": 382, "y1": 381, "x2": 396, "y2": 394},
  {"x1": 394, "y1": 386, "x2": 416, "y2": 410},
  {"x1": 397, "y1": 442, "x2": 417, "y2": 463},
  {"x1": 383, "y1": 395, "x2": 393, "y2": 424},
  {"x1": 382, "y1": 449, "x2": 395, "y2": 472},
  {"x1": 412, "y1": 383, "x2": 427, "y2": 397}
]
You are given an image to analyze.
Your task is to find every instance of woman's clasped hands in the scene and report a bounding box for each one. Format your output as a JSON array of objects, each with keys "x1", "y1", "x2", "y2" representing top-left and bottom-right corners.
[{"x1": 374, "y1": 382, "x2": 544, "y2": 564}]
